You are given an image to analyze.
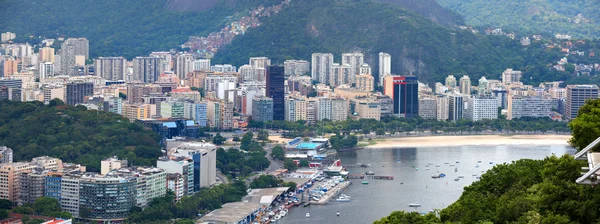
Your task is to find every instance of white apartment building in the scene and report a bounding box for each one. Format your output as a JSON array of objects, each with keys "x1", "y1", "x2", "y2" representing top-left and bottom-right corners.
[
  {"x1": 464, "y1": 96, "x2": 498, "y2": 121},
  {"x1": 507, "y1": 95, "x2": 555, "y2": 120},
  {"x1": 378, "y1": 52, "x2": 391, "y2": 86},
  {"x1": 311, "y1": 53, "x2": 334, "y2": 84}
]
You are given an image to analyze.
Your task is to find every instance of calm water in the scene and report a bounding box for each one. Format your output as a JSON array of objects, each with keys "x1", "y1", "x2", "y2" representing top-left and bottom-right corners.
[{"x1": 280, "y1": 144, "x2": 575, "y2": 224}]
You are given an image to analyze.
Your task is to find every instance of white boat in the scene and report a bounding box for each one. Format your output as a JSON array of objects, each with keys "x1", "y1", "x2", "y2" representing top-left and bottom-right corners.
[
  {"x1": 408, "y1": 203, "x2": 421, "y2": 207},
  {"x1": 280, "y1": 211, "x2": 287, "y2": 217},
  {"x1": 341, "y1": 194, "x2": 351, "y2": 198},
  {"x1": 426, "y1": 167, "x2": 430, "y2": 170},
  {"x1": 336, "y1": 195, "x2": 351, "y2": 202},
  {"x1": 306, "y1": 213, "x2": 310, "y2": 218},
  {"x1": 337, "y1": 211, "x2": 340, "y2": 216},
  {"x1": 274, "y1": 215, "x2": 281, "y2": 221}
]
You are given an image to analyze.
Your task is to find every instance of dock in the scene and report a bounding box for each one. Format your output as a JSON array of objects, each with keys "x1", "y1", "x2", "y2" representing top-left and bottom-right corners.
[
  {"x1": 310, "y1": 181, "x2": 352, "y2": 205},
  {"x1": 347, "y1": 174, "x2": 394, "y2": 180}
]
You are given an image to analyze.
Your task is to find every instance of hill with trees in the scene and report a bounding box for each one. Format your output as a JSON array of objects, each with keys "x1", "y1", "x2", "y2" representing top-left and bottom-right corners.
[
  {"x1": 0, "y1": 100, "x2": 162, "y2": 172},
  {"x1": 436, "y1": 0, "x2": 600, "y2": 39}
]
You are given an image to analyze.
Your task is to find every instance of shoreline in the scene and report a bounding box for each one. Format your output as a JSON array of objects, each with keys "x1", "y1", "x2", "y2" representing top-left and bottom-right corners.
[{"x1": 364, "y1": 134, "x2": 572, "y2": 148}]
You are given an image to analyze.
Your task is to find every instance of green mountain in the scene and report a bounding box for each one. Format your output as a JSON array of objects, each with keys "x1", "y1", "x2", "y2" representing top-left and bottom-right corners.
[
  {"x1": 0, "y1": 0, "x2": 277, "y2": 59},
  {"x1": 436, "y1": 0, "x2": 600, "y2": 39},
  {"x1": 213, "y1": 0, "x2": 575, "y2": 85}
]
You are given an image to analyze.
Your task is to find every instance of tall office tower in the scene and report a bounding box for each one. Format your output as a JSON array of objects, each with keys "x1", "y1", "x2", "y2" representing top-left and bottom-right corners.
[
  {"x1": 284, "y1": 60, "x2": 309, "y2": 78},
  {"x1": 94, "y1": 57, "x2": 127, "y2": 81},
  {"x1": 448, "y1": 94, "x2": 464, "y2": 121},
  {"x1": 384, "y1": 75, "x2": 419, "y2": 118},
  {"x1": 252, "y1": 96, "x2": 274, "y2": 121},
  {"x1": 193, "y1": 59, "x2": 211, "y2": 71},
  {"x1": 132, "y1": 57, "x2": 165, "y2": 83},
  {"x1": 150, "y1": 51, "x2": 173, "y2": 72},
  {"x1": 502, "y1": 68, "x2": 523, "y2": 84},
  {"x1": 65, "y1": 82, "x2": 93, "y2": 105},
  {"x1": 445, "y1": 75, "x2": 457, "y2": 88},
  {"x1": 38, "y1": 47, "x2": 55, "y2": 63},
  {"x1": 464, "y1": 95, "x2": 498, "y2": 121},
  {"x1": 267, "y1": 66, "x2": 285, "y2": 120},
  {"x1": 355, "y1": 74, "x2": 374, "y2": 92},
  {"x1": 566, "y1": 85, "x2": 599, "y2": 120},
  {"x1": 38, "y1": 62, "x2": 54, "y2": 80},
  {"x1": 459, "y1": 75, "x2": 471, "y2": 95},
  {"x1": 478, "y1": 76, "x2": 489, "y2": 95},
  {"x1": 311, "y1": 53, "x2": 334, "y2": 84},
  {"x1": 436, "y1": 95, "x2": 449, "y2": 121},
  {"x1": 59, "y1": 38, "x2": 89, "y2": 76},
  {"x1": 342, "y1": 52, "x2": 364, "y2": 84},
  {"x1": 174, "y1": 53, "x2": 194, "y2": 79},
  {"x1": 249, "y1": 57, "x2": 271, "y2": 69},
  {"x1": 330, "y1": 63, "x2": 351, "y2": 87},
  {"x1": 378, "y1": 52, "x2": 391, "y2": 87}
]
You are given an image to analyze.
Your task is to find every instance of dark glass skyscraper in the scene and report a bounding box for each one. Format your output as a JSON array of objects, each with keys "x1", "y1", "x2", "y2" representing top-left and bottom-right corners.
[
  {"x1": 267, "y1": 65, "x2": 285, "y2": 120},
  {"x1": 384, "y1": 75, "x2": 418, "y2": 118}
]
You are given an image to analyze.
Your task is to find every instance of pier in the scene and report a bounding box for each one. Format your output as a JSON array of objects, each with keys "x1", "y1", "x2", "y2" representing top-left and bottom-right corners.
[
  {"x1": 347, "y1": 174, "x2": 394, "y2": 180},
  {"x1": 310, "y1": 181, "x2": 352, "y2": 205}
]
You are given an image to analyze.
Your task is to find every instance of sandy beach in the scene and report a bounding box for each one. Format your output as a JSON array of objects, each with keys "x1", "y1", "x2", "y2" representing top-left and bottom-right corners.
[{"x1": 365, "y1": 135, "x2": 572, "y2": 148}]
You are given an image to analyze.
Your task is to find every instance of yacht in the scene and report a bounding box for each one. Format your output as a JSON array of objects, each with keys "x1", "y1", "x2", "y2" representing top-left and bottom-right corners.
[
  {"x1": 306, "y1": 213, "x2": 310, "y2": 218},
  {"x1": 409, "y1": 203, "x2": 421, "y2": 207},
  {"x1": 336, "y1": 195, "x2": 351, "y2": 202},
  {"x1": 337, "y1": 211, "x2": 340, "y2": 216},
  {"x1": 341, "y1": 194, "x2": 351, "y2": 198}
]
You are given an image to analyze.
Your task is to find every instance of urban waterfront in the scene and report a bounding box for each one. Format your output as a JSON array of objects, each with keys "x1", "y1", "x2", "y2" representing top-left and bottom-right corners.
[{"x1": 281, "y1": 144, "x2": 575, "y2": 224}]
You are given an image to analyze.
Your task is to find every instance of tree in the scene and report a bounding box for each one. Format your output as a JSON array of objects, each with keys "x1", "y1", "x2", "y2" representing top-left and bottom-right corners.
[
  {"x1": 33, "y1": 197, "x2": 60, "y2": 215},
  {"x1": 284, "y1": 159, "x2": 298, "y2": 171},
  {"x1": 240, "y1": 132, "x2": 254, "y2": 150},
  {"x1": 374, "y1": 211, "x2": 440, "y2": 224},
  {"x1": 212, "y1": 133, "x2": 226, "y2": 145},
  {"x1": 0, "y1": 209, "x2": 7, "y2": 219},
  {"x1": 118, "y1": 92, "x2": 127, "y2": 100},
  {"x1": 299, "y1": 160, "x2": 310, "y2": 167},
  {"x1": 257, "y1": 130, "x2": 269, "y2": 142},
  {"x1": 250, "y1": 175, "x2": 282, "y2": 188},
  {"x1": 568, "y1": 98, "x2": 600, "y2": 151},
  {"x1": 270, "y1": 145, "x2": 285, "y2": 160}
]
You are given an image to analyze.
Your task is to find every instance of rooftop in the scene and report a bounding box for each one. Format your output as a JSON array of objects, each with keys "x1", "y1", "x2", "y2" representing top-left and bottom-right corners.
[
  {"x1": 244, "y1": 187, "x2": 290, "y2": 205},
  {"x1": 198, "y1": 202, "x2": 261, "y2": 224}
]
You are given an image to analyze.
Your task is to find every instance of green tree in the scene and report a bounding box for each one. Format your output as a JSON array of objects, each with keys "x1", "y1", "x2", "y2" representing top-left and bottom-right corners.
[
  {"x1": 270, "y1": 145, "x2": 285, "y2": 160},
  {"x1": 240, "y1": 132, "x2": 254, "y2": 150},
  {"x1": 299, "y1": 160, "x2": 310, "y2": 167},
  {"x1": 212, "y1": 133, "x2": 226, "y2": 145},
  {"x1": 257, "y1": 130, "x2": 269, "y2": 142},
  {"x1": 284, "y1": 159, "x2": 298, "y2": 171},
  {"x1": 374, "y1": 211, "x2": 440, "y2": 224},
  {"x1": 568, "y1": 98, "x2": 600, "y2": 151},
  {"x1": 0, "y1": 209, "x2": 7, "y2": 220}
]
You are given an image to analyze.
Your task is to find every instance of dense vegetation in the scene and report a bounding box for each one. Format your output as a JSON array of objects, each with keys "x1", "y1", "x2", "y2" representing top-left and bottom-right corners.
[
  {"x1": 216, "y1": 132, "x2": 271, "y2": 178},
  {"x1": 437, "y1": 0, "x2": 600, "y2": 39},
  {"x1": 568, "y1": 98, "x2": 600, "y2": 151},
  {"x1": 249, "y1": 117, "x2": 570, "y2": 139},
  {"x1": 250, "y1": 175, "x2": 296, "y2": 191},
  {"x1": 0, "y1": 100, "x2": 162, "y2": 172},
  {"x1": 128, "y1": 181, "x2": 248, "y2": 223},
  {"x1": 213, "y1": 0, "x2": 597, "y2": 85},
  {"x1": 0, "y1": 0, "x2": 279, "y2": 59},
  {"x1": 11, "y1": 198, "x2": 72, "y2": 220}
]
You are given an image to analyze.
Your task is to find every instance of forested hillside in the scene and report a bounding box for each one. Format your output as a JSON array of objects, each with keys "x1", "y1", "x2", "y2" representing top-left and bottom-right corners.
[
  {"x1": 437, "y1": 0, "x2": 600, "y2": 39},
  {"x1": 0, "y1": 100, "x2": 162, "y2": 172},
  {"x1": 213, "y1": 0, "x2": 589, "y2": 85},
  {"x1": 0, "y1": 0, "x2": 277, "y2": 59}
]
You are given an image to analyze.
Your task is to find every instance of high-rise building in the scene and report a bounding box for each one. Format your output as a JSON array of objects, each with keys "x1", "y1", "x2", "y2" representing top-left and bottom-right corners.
[
  {"x1": 95, "y1": 57, "x2": 127, "y2": 81},
  {"x1": 355, "y1": 74, "x2": 374, "y2": 92},
  {"x1": 342, "y1": 52, "x2": 364, "y2": 84},
  {"x1": 39, "y1": 47, "x2": 55, "y2": 63},
  {"x1": 448, "y1": 94, "x2": 464, "y2": 121},
  {"x1": 174, "y1": 53, "x2": 194, "y2": 79},
  {"x1": 285, "y1": 97, "x2": 308, "y2": 122},
  {"x1": 507, "y1": 96, "x2": 555, "y2": 120},
  {"x1": 166, "y1": 143, "x2": 217, "y2": 191},
  {"x1": 252, "y1": 97, "x2": 274, "y2": 121},
  {"x1": 157, "y1": 159, "x2": 194, "y2": 196},
  {"x1": 149, "y1": 52, "x2": 173, "y2": 72},
  {"x1": 436, "y1": 95, "x2": 449, "y2": 121},
  {"x1": 311, "y1": 53, "x2": 334, "y2": 84},
  {"x1": 1, "y1": 32, "x2": 16, "y2": 43},
  {"x1": 103, "y1": 97, "x2": 123, "y2": 115},
  {"x1": 132, "y1": 57, "x2": 165, "y2": 83},
  {"x1": 59, "y1": 38, "x2": 89, "y2": 76},
  {"x1": 459, "y1": 75, "x2": 471, "y2": 95},
  {"x1": 349, "y1": 98, "x2": 381, "y2": 121},
  {"x1": 207, "y1": 100, "x2": 233, "y2": 130},
  {"x1": 42, "y1": 85, "x2": 66, "y2": 104},
  {"x1": 39, "y1": 62, "x2": 54, "y2": 80},
  {"x1": 122, "y1": 103, "x2": 156, "y2": 121},
  {"x1": 418, "y1": 98, "x2": 437, "y2": 120},
  {"x1": 2, "y1": 59, "x2": 19, "y2": 77},
  {"x1": 565, "y1": 85, "x2": 599, "y2": 120},
  {"x1": 65, "y1": 82, "x2": 93, "y2": 105},
  {"x1": 359, "y1": 64, "x2": 371, "y2": 75},
  {"x1": 445, "y1": 75, "x2": 457, "y2": 89},
  {"x1": 315, "y1": 97, "x2": 348, "y2": 122},
  {"x1": 211, "y1": 64, "x2": 236, "y2": 73},
  {"x1": 478, "y1": 76, "x2": 489, "y2": 95},
  {"x1": 330, "y1": 63, "x2": 351, "y2": 87},
  {"x1": 0, "y1": 146, "x2": 13, "y2": 164},
  {"x1": 166, "y1": 173, "x2": 185, "y2": 201},
  {"x1": 384, "y1": 75, "x2": 419, "y2": 118},
  {"x1": 502, "y1": 68, "x2": 523, "y2": 84},
  {"x1": 249, "y1": 57, "x2": 271, "y2": 69},
  {"x1": 284, "y1": 60, "x2": 309, "y2": 78},
  {"x1": 464, "y1": 96, "x2": 498, "y2": 121},
  {"x1": 183, "y1": 101, "x2": 208, "y2": 127},
  {"x1": 266, "y1": 66, "x2": 285, "y2": 121},
  {"x1": 193, "y1": 59, "x2": 211, "y2": 71},
  {"x1": 100, "y1": 157, "x2": 128, "y2": 175},
  {"x1": 378, "y1": 52, "x2": 391, "y2": 87},
  {"x1": 78, "y1": 174, "x2": 137, "y2": 221},
  {"x1": 109, "y1": 167, "x2": 166, "y2": 207},
  {"x1": 0, "y1": 162, "x2": 35, "y2": 203},
  {"x1": 160, "y1": 101, "x2": 185, "y2": 118}
]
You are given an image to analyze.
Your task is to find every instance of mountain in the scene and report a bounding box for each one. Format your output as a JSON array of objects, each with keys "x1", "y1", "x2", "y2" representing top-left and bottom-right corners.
[
  {"x1": 213, "y1": 0, "x2": 565, "y2": 85},
  {"x1": 375, "y1": 0, "x2": 463, "y2": 27},
  {"x1": 0, "y1": 0, "x2": 275, "y2": 59},
  {"x1": 436, "y1": 0, "x2": 600, "y2": 39}
]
